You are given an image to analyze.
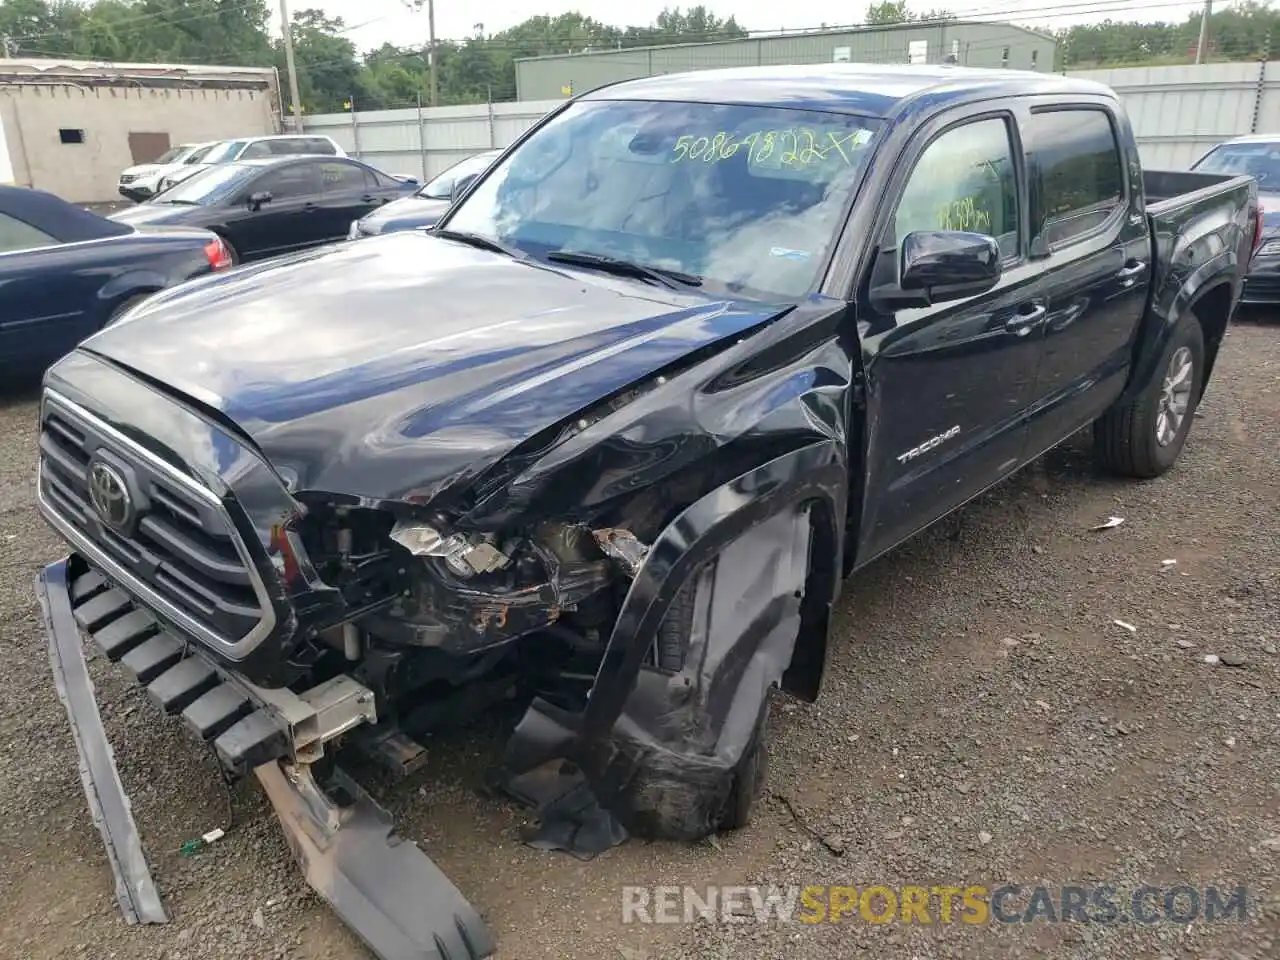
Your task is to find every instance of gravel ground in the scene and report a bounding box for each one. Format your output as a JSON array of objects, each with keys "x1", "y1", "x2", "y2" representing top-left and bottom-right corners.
[{"x1": 0, "y1": 320, "x2": 1276, "y2": 960}]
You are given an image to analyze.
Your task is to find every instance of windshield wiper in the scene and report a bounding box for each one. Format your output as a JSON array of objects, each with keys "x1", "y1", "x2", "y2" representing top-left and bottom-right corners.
[
  {"x1": 546, "y1": 250, "x2": 703, "y2": 289},
  {"x1": 154, "y1": 198, "x2": 199, "y2": 205},
  {"x1": 433, "y1": 228, "x2": 526, "y2": 260}
]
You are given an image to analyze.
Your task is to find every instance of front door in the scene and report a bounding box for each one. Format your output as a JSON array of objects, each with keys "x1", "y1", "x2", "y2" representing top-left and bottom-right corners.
[
  {"x1": 1018, "y1": 103, "x2": 1152, "y2": 451},
  {"x1": 854, "y1": 111, "x2": 1051, "y2": 563},
  {"x1": 226, "y1": 162, "x2": 323, "y2": 261}
]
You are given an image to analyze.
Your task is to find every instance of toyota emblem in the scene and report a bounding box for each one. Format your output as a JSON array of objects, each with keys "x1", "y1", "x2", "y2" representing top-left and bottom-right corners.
[{"x1": 88, "y1": 461, "x2": 133, "y2": 531}]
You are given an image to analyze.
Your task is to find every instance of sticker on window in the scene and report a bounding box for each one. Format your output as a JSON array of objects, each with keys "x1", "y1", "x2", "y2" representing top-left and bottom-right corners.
[{"x1": 770, "y1": 247, "x2": 811, "y2": 261}]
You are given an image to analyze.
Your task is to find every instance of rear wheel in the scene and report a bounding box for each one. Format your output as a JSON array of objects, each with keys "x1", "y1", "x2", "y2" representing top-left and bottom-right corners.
[{"x1": 1093, "y1": 315, "x2": 1204, "y2": 478}]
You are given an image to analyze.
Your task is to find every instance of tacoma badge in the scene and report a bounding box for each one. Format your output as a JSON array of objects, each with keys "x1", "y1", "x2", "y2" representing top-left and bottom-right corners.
[{"x1": 896, "y1": 425, "x2": 961, "y2": 464}]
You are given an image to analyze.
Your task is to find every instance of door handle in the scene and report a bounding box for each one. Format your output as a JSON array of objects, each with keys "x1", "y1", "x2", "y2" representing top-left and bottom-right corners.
[
  {"x1": 302, "y1": 202, "x2": 318, "y2": 212},
  {"x1": 360, "y1": 194, "x2": 378, "y2": 203},
  {"x1": 1117, "y1": 260, "x2": 1146, "y2": 283},
  {"x1": 1005, "y1": 303, "x2": 1047, "y2": 336}
]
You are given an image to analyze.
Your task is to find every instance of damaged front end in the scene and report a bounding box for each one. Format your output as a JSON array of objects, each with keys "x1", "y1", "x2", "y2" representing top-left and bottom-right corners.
[
  {"x1": 272, "y1": 300, "x2": 855, "y2": 848},
  {"x1": 36, "y1": 284, "x2": 855, "y2": 956}
]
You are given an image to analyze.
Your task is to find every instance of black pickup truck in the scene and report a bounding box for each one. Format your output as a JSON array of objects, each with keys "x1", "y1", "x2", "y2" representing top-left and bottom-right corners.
[{"x1": 34, "y1": 65, "x2": 1258, "y2": 958}]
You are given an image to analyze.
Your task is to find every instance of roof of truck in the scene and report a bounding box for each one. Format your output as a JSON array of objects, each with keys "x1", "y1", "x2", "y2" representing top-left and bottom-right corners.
[{"x1": 579, "y1": 63, "x2": 1115, "y2": 118}]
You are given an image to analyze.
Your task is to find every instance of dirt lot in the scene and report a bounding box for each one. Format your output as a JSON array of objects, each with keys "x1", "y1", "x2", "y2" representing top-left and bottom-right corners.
[{"x1": 0, "y1": 321, "x2": 1276, "y2": 960}]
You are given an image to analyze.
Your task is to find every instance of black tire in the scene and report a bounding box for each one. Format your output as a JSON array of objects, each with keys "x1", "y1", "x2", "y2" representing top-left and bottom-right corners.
[
  {"x1": 652, "y1": 573, "x2": 769, "y2": 834},
  {"x1": 654, "y1": 576, "x2": 695, "y2": 671},
  {"x1": 1093, "y1": 315, "x2": 1205, "y2": 478},
  {"x1": 716, "y1": 700, "x2": 769, "y2": 832}
]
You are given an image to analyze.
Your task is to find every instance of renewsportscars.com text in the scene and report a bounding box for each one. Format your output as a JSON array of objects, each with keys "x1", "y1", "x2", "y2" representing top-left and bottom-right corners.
[{"x1": 621, "y1": 884, "x2": 1250, "y2": 925}]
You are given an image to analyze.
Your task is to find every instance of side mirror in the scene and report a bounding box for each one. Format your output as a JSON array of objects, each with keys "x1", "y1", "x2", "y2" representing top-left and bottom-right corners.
[
  {"x1": 247, "y1": 190, "x2": 273, "y2": 210},
  {"x1": 450, "y1": 174, "x2": 478, "y2": 204},
  {"x1": 873, "y1": 230, "x2": 1002, "y2": 310}
]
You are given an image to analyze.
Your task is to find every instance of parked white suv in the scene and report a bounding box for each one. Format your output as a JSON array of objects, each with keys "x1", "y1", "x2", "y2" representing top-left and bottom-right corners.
[
  {"x1": 117, "y1": 141, "x2": 218, "y2": 202},
  {"x1": 154, "y1": 134, "x2": 347, "y2": 193}
]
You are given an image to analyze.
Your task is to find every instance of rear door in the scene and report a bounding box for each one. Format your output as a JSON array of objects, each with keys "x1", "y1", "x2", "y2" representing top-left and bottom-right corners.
[
  {"x1": 854, "y1": 107, "x2": 1053, "y2": 562},
  {"x1": 1018, "y1": 100, "x2": 1151, "y2": 450},
  {"x1": 315, "y1": 160, "x2": 383, "y2": 240}
]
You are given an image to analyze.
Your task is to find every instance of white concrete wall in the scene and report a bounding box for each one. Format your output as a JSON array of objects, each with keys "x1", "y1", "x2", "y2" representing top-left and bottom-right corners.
[
  {"x1": 0, "y1": 104, "x2": 12, "y2": 185},
  {"x1": 1, "y1": 84, "x2": 279, "y2": 203}
]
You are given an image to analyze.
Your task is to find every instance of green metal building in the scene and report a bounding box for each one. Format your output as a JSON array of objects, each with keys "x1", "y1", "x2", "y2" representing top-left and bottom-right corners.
[{"x1": 514, "y1": 22, "x2": 1058, "y2": 101}]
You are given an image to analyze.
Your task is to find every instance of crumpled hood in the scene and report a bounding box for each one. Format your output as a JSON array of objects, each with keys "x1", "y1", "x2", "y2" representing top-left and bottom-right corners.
[
  {"x1": 356, "y1": 194, "x2": 450, "y2": 235},
  {"x1": 80, "y1": 231, "x2": 789, "y2": 504}
]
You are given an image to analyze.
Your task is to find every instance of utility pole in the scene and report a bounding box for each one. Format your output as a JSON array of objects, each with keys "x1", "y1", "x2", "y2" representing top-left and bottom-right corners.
[
  {"x1": 1195, "y1": 0, "x2": 1212, "y2": 64},
  {"x1": 427, "y1": 0, "x2": 438, "y2": 108},
  {"x1": 278, "y1": 0, "x2": 305, "y2": 131},
  {"x1": 402, "y1": 0, "x2": 438, "y2": 107}
]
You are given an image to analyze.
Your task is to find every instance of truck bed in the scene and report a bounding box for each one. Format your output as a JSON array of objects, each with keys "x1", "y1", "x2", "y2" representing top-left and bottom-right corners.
[
  {"x1": 1141, "y1": 169, "x2": 1258, "y2": 317},
  {"x1": 1144, "y1": 169, "x2": 1254, "y2": 213}
]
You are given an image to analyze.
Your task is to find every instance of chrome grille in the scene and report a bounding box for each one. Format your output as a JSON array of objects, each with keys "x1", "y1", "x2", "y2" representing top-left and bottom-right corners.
[{"x1": 37, "y1": 392, "x2": 272, "y2": 652}]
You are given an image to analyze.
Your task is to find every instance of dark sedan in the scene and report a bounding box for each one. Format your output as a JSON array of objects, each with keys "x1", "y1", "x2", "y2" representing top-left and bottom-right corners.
[
  {"x1": 1, "y1": 184, "x2": 230, "y2": 379},
  {"x1": 109, "y1": 155, "x2": 418, "y2": 263},
  {"x1": 349, "y1": 149, "x2": 501, "y2": 238},
  {"x1": 1191, "y1": 134, "x2": 1280, "y2": 304}
]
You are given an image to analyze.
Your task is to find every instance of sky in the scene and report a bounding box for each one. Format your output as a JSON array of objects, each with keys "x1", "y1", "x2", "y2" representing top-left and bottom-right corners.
[{"x1": 276, "y1": 0, "x2": 1213, "y2": 55}]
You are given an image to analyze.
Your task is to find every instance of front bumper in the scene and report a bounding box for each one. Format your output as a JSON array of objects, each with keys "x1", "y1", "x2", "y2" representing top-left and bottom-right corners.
[
  {"x1": 39, "y1": 553, "x2": 495, "y2": 959},
  {"x1": 41, "y1": 553, "x2": 349, "y2": 776}
]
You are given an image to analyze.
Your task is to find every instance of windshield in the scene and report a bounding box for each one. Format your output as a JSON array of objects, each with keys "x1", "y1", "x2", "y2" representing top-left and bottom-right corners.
[
  {"x1": 153, "y1": 145, "x2": 189, "y2": 164},
  {"x1": 153, "y1": 164, "x2": 257, "y2": 205},
  {"x1": 202, "y1": 140, "x2": 247, "y2": 164},
  {"x1": 186, "y1": 144, "x2": 216, "y2": 163},
  {"x1": 442, "y1": 100, "x2": 882, "y2": 299},
  {"x1": 420, "y1": 151, "x2": 499, "y2": 200},
  {"x1": 1193, "y1": 142, "x2": 1280, "y2": 185}
]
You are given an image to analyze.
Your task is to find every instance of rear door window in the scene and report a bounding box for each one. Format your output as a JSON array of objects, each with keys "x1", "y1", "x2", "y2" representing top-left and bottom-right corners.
[
  {"x1": 318, "y1": 160, "x2": 373, "y2": 193},
  {"x1": 1028, "y1": 108, "x2": 1124, "y2": 248},
  {"x1": 0, "y1": 212, "x2": 59, "y2": 253}
]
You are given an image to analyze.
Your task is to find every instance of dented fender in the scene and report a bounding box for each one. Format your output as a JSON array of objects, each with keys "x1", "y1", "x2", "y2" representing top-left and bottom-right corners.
[
  {"x1": 497, "y1": 442, "x2": 846, "y2": 840},
  {"x1": 586, "y1": 441, "x2": 847, "y2": 738}
]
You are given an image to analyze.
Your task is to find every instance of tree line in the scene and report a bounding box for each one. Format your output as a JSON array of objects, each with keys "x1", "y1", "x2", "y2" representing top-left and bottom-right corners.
[{"x1": 2, "y1": 0, "x2": 1279, "y2": 115}]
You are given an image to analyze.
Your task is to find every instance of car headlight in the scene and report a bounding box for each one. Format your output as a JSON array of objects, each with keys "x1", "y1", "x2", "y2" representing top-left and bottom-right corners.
[{"x1": 1256, "y1": 238, "x2": 1280, "y2": 257}]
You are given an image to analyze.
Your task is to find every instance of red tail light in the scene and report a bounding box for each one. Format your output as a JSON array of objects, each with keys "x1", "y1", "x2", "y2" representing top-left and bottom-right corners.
[{"x1": 204, "y1": 236, "x2": 233, "y2": 271}]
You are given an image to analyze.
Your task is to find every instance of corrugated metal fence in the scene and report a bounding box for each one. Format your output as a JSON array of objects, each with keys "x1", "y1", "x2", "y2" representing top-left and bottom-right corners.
[
  {"x1": 1083, "y1": 61, "x2": 1278, "y2": 168},
  {"x1": 304, "y1": 60, "x2": 1280, "y2": 180},
  {"x1": 304, "y1": 100, "x2": 556, "y2": 182}
]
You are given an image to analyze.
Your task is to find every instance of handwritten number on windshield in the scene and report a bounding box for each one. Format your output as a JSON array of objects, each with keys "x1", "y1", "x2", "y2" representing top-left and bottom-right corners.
[{"x1": 670, "y1": 128, "x2": 870, "y2": 169}]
